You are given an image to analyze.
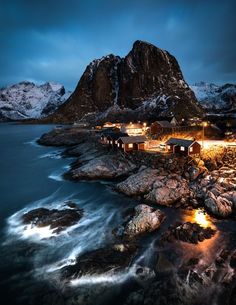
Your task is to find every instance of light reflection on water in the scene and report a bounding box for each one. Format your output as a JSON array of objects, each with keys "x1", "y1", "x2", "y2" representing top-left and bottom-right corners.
[{"x1": 180, "y1": 209, "x2": 221, "y2": 267}]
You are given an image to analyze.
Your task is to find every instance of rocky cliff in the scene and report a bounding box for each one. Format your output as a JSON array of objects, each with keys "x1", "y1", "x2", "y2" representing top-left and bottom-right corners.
[{"x1": 48, "y1": 40, "x2": 203, "y2": 123}]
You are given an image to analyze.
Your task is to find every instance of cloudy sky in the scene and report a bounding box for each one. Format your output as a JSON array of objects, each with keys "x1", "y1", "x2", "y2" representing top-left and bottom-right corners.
[{"x1": 1, "y1": 0, "x2": 235, "y2": 90}]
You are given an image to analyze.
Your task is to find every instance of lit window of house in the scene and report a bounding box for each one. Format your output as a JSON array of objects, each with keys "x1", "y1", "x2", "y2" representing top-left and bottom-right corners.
[
  {"x1": 189, "y1": 147, "x2": 193, "y2": 152},
  {"x1": 167, "y1": 145, "x2": 171, "y2": 149},
  {"x1": 115, "y1": 140, "x2": 118, "y2": 144},
  {"x1": 122, "y1": 144, "x2": 124, "y2": 148},
  {"x1": 128, "y1": 143, "x2": 133, "y2": 148},
  {"x1": 180, "y1": 146, "x2": 185, "y2": 151}
]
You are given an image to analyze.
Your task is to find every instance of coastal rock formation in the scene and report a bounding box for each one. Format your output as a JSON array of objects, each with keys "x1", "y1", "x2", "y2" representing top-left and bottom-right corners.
[
  {"x1": 145, "y1": 174, "x2": 190, "y2": 206},
  {"x1": 161, "y1": 222, "x2": 216, "y2": 244},
  {"x1": 67, "y1": 155, "x2": 136, "y2": 180},
  {"x1": 22, "y1": 202, "x2": 83, "y2": 234},
  {"x1": 122, "y1": 204, "x2": 165, "y2": 238},
  {"x1": 116, "y1": 167, "x2": 160, "y2": 196},
  {"x1": 37, "y1": 127, "x2": 88, "y2": 146},
  {"x1": 47, "y1": 40, "x2": 203, "y2": 123}
]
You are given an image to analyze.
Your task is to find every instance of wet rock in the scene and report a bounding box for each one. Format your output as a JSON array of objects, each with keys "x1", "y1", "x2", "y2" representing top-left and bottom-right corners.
[
  {"x1": 120, "y1": 204, "x2": 165, "y2": 238},
  {"x1": 60, "y1": 243, "x2": 137, "y2": 280},
  {"x1": 145, "y1": 174, "x2": 190, "y2": 206},
  {"x1": 67, "y1": 154, "x2": 136, "y2": 180},
  {"x1": 161, "y1": 222, "x2": 216, "y2": 244},
  {"x1": 22, "y1": 203, "x2": 83, "y2": 234},
  {"x1": 116, "y1": 168, "x2": 160, "y2": 196}
]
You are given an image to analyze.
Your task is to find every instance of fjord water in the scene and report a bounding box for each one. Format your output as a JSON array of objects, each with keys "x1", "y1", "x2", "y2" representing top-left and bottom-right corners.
[
  {"x1": 0, "y1": 124, "x2": 138, "y2": 305},
  {"x1": 0, "y1": 124, "x2": 235, "y2": 305}
]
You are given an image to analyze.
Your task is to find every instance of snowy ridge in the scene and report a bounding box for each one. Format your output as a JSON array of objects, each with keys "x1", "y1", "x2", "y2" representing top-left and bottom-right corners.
[
  {"x1": 0, "y1": 81, "x2": 70, "y2": 121},
  {"x1": 191, "y1": 82, "x2": 236, "y2": 113}
]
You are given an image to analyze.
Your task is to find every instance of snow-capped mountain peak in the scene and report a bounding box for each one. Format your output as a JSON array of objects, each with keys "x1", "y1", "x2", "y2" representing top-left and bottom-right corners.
[
  {"x1": 0, "y1": 81, "x2": 70, "y2": 121},
  {"x1": 190, "y1": 82, "x2": 236, "y2": 114}
]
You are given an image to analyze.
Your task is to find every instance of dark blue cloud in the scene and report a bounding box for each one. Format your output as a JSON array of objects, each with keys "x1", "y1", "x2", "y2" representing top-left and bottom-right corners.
[{"x1": 0, "y1": 0, "x2": 235, "y2": 90}]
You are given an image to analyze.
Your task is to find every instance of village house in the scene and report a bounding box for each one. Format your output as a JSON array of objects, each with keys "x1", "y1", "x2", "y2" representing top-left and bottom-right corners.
[
  {"x1": 150, "y1": 120, "x2": 173, "y2": 134},
  {"x1": 165, "y1": 138, "x2": 201, "y2": 156},
  {"x1": 117, "y1": 135, "x2": 147, "y2": 152},
  {"x1": 120, "y1": 123, "x2": 145, "y2": 136},
  {"x1": 105, "y1": 132, "x2": 129, "y2": 148}
]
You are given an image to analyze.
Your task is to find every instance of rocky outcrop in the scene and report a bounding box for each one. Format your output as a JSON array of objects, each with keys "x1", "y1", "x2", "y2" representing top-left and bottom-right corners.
[
  {"x1": 116, "y1": 167, "x2": 160, "y2": 196},
  {"x1": 145, "y1": 174, "x2": 190, "y2": 206},
  {"x1": 37, "y1": 127, "x2": 88, "y2": 146},
  {"x1": 67, "y1": 155, "x2": 136, "y2": 180},
  {"x1": 161, "y1": 222, "x2": 216, "y2": 244},
  {"x1": 47, "y1": 40, "x2": 203, "y2": 123},
  {"x1": 22, "y1": 202, "x2": 83, "y2": 234}
]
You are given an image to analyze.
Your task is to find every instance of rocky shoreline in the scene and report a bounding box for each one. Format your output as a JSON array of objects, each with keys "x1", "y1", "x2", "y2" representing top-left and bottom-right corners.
[{"x1": 35, "y1": 126, "x2": 236, "y2": 305}]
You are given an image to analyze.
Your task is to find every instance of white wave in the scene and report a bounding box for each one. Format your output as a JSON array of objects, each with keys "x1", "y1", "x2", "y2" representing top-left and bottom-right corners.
[
  {"x1": 24, "y1": 138, "x2": 40, "y2": 147},
  {"x1": 70, "y1": 266, "x2": 136, "y2": 287},
  {"x1": 39, "y1": 150, "x2": 62, "y2": 160},
  {"x1": 48, "y1": 171, "x2": 64, "y2": 181}
]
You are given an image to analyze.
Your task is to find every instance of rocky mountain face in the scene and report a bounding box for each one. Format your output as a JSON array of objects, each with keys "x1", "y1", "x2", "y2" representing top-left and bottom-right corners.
[
  {"x1": 191, "y1": 82, "x2": 236, "y2": 115},
  {"x1": 0, "y1": 81, "x2": 70, "y2": 121},
  {"x1": 48, "y1": 40, "x2": 203, "y2": 123}
]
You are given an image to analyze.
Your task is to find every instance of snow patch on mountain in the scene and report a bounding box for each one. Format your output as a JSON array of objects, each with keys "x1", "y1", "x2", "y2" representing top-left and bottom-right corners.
[{"x1": 0, "y1": 81, "x2": 70, "y2": 121}]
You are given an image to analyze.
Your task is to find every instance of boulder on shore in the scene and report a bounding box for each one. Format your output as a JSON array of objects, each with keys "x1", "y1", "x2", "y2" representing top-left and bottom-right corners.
[
  {"x1": 145, "y1": 174, "x2": 190, "y2": 206},
  {"x1": 114, "y1": 204, "x2": 165, "y2": 239},
  {"x1": 204, "y1": 191, "x2": 235, "y2": 217},
  {"x1": 67, "y1": 155, "x2": 136, "y2": 180}
]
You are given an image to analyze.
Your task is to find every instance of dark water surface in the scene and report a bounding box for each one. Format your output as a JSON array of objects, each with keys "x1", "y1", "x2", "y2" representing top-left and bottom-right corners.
[{"x1": 0, "y1": 124, "x2": 235, "y2": 305}]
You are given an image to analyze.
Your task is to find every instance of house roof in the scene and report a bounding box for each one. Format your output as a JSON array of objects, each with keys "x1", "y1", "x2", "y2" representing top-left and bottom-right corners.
[
  {"x1": 156, "y1": 120, "x2": 173, "y2": 128},
  {"x1": 106, "y1": 132, "x2": 128, "y2": 140},
  {"x1": 155, "y1": 116, "x2": 177, "y2": 122},
  {"x1": 166, "y1": 138, "x2": 197, "y2": 147},
  {"x1": 118, "y1": 135, "x2": 147, "y2": 144}
]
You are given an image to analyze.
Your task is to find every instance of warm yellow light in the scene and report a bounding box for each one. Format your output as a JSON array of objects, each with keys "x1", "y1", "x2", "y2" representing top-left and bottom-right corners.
[
  {"x1": 203, "y1": 122, "x2": 208, "y2": 127},
  {"x1": 194, "y1": 210, "x2": 210, "y2": 228}
]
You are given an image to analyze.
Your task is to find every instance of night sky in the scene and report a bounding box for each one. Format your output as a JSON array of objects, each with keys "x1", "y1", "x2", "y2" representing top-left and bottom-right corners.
[{"x1": 1, "y1": 0, "x2": 236, "y2": 90}]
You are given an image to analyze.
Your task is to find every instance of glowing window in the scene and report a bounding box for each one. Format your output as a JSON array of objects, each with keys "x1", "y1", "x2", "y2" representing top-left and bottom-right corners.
[
  {"x1": 189, "y1": 147, "x2": 193, "y2": 152},
  {"x1": 167, "y1": 145, "x2": 171, "y2": 149},
  {"x1": 180, "y1": 146, "x2": 185, "y2": 151},
  {"x1": 128, "y1": 143, "x2": 133, "y2": 148}
]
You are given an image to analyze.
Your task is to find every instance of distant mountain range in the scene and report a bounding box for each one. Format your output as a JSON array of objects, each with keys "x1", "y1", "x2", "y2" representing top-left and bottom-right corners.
[
  {"x1": 0, "y1": 41, "x2": 235, "y2": 123},
  {"x1": 190, "y1": 82, "x2": 236, "y2": 115},
  {"x1": 0, "y1": 81, "x2": 70, "y2": 122}
]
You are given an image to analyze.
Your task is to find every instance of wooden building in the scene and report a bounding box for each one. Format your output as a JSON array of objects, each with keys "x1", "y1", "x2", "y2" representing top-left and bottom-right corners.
[
  {"x1": 120, "y1": 123, "x2": 144, "y2": 136},
  {"x1": 150, "y1": 120, "x2": 173, "y2": 134},
  {"x1": 117, "y1": 136, "x2": 147, "y2": 152},
  {"x1": 165, "y1": 138, "x2": 201, "y2": 156},
  {"x1": 105, "y1": 132, "x2": 128, "y2": 148}
]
